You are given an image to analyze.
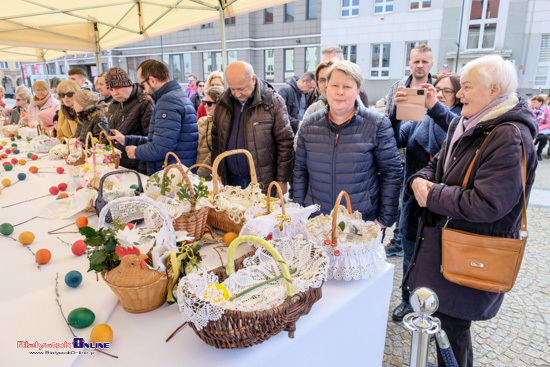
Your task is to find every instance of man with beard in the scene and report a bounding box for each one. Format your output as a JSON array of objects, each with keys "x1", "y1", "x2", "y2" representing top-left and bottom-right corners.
[{"x1": 105, "y1": 67, "x2": 153, "y2": 174}]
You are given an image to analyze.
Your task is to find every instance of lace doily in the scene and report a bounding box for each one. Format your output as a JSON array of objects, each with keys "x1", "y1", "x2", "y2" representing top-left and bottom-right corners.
[
  {"x1": 177, "y1": 236, "x2": 328, "y2": 331},
  {"x1": 212, "y1": 184, "x2": 265, "y2": 224},
  {"x1": 240, "y1": 203, "x2": 319, "y2": 240},
  {"x1": 18, "y1": 126, "x2": 39, "y2": 140},
  {"x1": 39, "y1": 187, "x2": 98, "y2": 219},
  {"x1": 30, "y1": 136, "x2": 61, "y2": 153},
  {"x1": 306, "y1": 205, "x2": 387, "y2": 281},
  {"x1": 101, "y1": 190, "x2": 151, "y2": 223}
]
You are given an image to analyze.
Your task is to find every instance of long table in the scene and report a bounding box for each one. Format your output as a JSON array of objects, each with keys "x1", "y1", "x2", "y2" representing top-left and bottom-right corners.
[{"x1": 0, "y1": 136, "x2": 394, "y2": 366}]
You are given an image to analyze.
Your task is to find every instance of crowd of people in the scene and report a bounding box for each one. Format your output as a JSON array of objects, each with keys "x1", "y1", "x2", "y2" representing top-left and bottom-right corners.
[{"x1": 0, "y1": 45, "x2": 540, "y2": 367}]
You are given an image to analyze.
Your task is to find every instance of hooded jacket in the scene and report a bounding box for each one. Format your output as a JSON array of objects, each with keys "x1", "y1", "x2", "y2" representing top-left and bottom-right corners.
[
  {"x1": 125, "y1": 80, "x2": 198, "y2": 176},
  {"x1": 75, "y1": 105, "x2": 106, "y2": 147},
  {"x1": 212, "y1": 79, "x2": 294, "y2": 194},
  {"x1": 403, "y1": 97, "x2": 538, "y2": 321},
  {"x1": 277, "y1": 76, "x2": 303, "y2": 133},
  {"x1": 107, "y1": 84, "x2": 153, "y2": 173},
  {"x1": 293, "y1": 103, "x2": 402, "y2": 226}
]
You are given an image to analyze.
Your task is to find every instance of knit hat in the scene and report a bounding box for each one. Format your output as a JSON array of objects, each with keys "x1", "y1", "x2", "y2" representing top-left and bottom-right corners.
[
  {"x1": 74, "y1": 89, "x2": 99, "y2": 110},
  {"x1": 105, "y1": 67, "x2": 133, "y2": 89}
]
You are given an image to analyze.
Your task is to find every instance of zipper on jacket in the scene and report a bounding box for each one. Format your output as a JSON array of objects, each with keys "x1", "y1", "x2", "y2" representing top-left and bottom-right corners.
[{"x1": 334, "y1": 133, "x2": 339, "y2": 147}]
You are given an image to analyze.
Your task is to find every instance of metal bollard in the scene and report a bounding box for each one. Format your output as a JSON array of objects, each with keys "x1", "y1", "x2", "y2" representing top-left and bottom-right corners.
[{"x1": 403, "y1": 287, "x2": 441, "y2": 367}]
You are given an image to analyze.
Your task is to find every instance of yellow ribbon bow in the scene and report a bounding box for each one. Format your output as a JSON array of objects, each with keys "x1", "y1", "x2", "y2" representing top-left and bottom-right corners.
[{"x1": 274, "y1": 214, "x2": 291, "y2": 231}]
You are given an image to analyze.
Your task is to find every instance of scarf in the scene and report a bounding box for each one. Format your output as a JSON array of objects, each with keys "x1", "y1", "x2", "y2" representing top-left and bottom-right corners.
[
  {"x1": 0, "y1": 99, "x2": 5, "y2": 108},
  {"x1": 33, "y1": 91, "x2": 51, "y2": 109},
  {"x1": 61, "y1": 104, "x2": 78, "y2": 121},
  {"x1": 445, "y1": 96, "x2": 508, "y2": 171}
]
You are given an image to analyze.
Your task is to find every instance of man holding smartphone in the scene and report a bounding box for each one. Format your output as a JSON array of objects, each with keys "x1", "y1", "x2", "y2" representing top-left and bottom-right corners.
[
  {"x1": 104, "y1": 67, "x2": 153, "y2": 174},
  {"x1": 384, "y1": 44, "x2": 433, "y2": 322}
]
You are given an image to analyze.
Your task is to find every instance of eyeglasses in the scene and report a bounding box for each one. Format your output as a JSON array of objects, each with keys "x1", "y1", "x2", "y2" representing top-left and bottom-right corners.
[
  {"x1": 198, "y1": 84, "x2": 205, "y2": 87},
  {"x1": 139, "y1": 77, "x2": 150, "y2": 88},
  {"x1": 435, "y1": 87, "x2": 455, "y2": 96},
  {"x1": 188, "y1": 79, "x2": 195, "y2": 82},
  {"x1": 317, "y1": 78, "x2": 327, "y2": 85},
  {"x1": 201, "y1": 100, "x2": 216, "y2": 107},
  {"x1": 15, "y1": 98, "x2": 22, "y2": 101},
  {"x1": 34, "y1": 88, "x2": 47, "y2": 92},
  {"x1": 58, "y1": 92, "x2": 75, "y2": 98}
]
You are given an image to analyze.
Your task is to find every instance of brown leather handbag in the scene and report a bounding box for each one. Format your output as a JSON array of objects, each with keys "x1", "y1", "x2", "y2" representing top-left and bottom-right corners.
[{"x1": 441, "y1": 123, "x2": 528, "y2": 293}]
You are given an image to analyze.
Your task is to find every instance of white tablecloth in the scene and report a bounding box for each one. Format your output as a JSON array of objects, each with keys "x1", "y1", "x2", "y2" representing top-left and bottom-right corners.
[{"x1": 0, "y1": 136, "x2": 394, "y2": 367}]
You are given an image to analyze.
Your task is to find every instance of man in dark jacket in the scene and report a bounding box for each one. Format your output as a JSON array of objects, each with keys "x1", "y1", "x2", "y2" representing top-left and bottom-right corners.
[
  {"x1": 277, "y1": 72, "x2": 316, "y2": 133},
  {"x1": 105, "y1": 67, "x2": 153, "y2": 174},
  {"x1": 110, "y1": 60, "x2": 198, "y2": 175},
  {"x1": 212, "y1": 61, "x2": 294, "y2": 195}
]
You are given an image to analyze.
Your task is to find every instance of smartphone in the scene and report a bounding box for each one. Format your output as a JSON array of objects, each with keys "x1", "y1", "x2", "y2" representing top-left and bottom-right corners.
[
  {"x1": 395, "y1": 88, "x2": 426, "y2": 122},
  {"x1": 99, "y1": 121, "x2": 112, "y2": 136}
]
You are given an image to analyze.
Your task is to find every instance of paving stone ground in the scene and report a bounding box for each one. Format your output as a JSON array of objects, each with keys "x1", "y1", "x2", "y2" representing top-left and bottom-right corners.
[{"x1": 383, "y1": 156, "x2": 550, "y2": 366}]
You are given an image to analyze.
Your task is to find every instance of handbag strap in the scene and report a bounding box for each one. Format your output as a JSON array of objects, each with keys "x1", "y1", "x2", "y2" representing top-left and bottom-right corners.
[{"x1": 461, "y1": 122, "x2": 527, "y2": 239}]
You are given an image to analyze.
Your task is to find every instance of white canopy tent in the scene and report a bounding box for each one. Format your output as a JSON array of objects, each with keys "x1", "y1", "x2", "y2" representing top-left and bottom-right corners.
[{"x1": 0, "y1": 0, "x2": 296, "y2": 71}]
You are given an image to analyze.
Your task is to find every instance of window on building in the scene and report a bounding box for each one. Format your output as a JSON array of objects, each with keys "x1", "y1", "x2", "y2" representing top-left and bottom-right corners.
[
  {"x1": 467, "y1": 0, "x2": 500, "y2": 50},
  {"x1": 162, "y1": 54, "x2": 170, "y2": 67},
  {"x1": 265, "y1": 49, "x2": 275, "y2": 83},
  {"x1": 285, "y1": 3, "x2": 295, "y2": 22},
  {"x1": 201, "y1": 23, "x2": 214, "y2": 29},
  {"x1": 47, "y1": 63, "x2": 56, "y2": 75},
  {"x1": 0, "y1": 62, "x2": 8, "y2": 69},
  {"x1": 535, "y1": 35, "x2": 550, "y2": 87},
  {"x1": 340, "y1": 45, "x2": 357, "y2": 63},
  {"x1": 404, "y1": 40, "x2": 428, "y2": 75},
  {"x1": 225, "y1": 16, "x2": 236, "y2": 26},
  {"x1": 305, "y1": 47, "x2": 318, "y2": 72},
  {"x1": 307, "y1": 0, "x2": 317, "y2": 19},
  {"x1": 15, "y1": 62, "x2": 21, "y2": 69},
  {"x1": 284, "y1": 49, "x2": 295, "y2": 81},
  {"x1": 127, "y1": 58, "x2": 136, "y2": 81},
  {"x1": 183, "y1": 54, "x2": 192, "y2": 80},
  {"x1": 172, "y1": 54, "x2": 182, "y2": 83},
  {"x1": 342, "y1": 0, "x2": 359, "y2": 17},
  {"x1": 202, "y1": 51, "x2": 237, "y2": 81},
  {"x1": 371, "y1": 43, "x2": 391, "y2": 78},
  {"x1": 374, "y1": 0, "x2": 393, "y2": 14},
  {"x1": 409, "y1": 0, "x2": 431, "y2": 10},
  {"x1": 265, "y1": 7, "x2": 274, "y2": 23}
]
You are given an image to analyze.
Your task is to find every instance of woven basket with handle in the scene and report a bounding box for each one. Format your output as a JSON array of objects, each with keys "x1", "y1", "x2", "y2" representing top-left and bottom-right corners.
[
  {"x1": 208, "y1": 149, "x2": 262, "y2": 234},
  {"x1": 185, "y1": 235, "x2": 324, "y2": 349},
  {"x1": 162, "y1": 152, "x2": 209, "y2": 240},
  {"x1": 96, "y1": 130, "x2": 120, "y2": 168},
  {"x1": 94, "y1": 169, "x2": 144, "y2": 223},
  {"x1": 63, "y1": 133, "x2": 90, "y2": 166},
  {"x1": 98, "y1": 196, "x2": 176, "y2": 313}
]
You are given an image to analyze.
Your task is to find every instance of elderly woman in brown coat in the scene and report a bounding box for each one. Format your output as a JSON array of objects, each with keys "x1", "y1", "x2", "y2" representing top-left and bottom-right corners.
[
  {"x1": 404, "y1": 55, "x2": 538, "y2": 366},
  {"x1": 196, "y1": 86, "x2": 223, "y2": 180}
]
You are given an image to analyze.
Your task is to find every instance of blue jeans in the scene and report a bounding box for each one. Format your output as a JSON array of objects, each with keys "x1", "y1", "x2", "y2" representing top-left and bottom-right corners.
[{"x1": 401, "y1": 237, "x2": 415, "y2": 305}]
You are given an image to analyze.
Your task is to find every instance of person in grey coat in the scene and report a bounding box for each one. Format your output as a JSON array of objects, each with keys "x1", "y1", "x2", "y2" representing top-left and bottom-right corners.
[{"x1": 405, "y1": 55, "x2": 538, "y2": 367}]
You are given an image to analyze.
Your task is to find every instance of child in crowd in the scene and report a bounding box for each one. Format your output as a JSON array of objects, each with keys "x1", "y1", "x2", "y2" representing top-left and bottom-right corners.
[{"x1": 530, "y1": 95, "x2": 547, "y2": 124}]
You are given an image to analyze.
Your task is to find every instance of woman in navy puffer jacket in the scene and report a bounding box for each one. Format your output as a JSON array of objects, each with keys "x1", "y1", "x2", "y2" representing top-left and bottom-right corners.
[{"x1": 293, "y1": 60, "x2": 402, "y2": 228}]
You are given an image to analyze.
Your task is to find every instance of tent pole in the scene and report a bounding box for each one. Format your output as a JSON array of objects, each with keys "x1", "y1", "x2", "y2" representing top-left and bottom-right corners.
[
  {"x1": 218, "y1": 1, "x2": 227, "y2": 75},
  {"x1": 94, "y1": 22, "x2": 102, "y2": 74},
  {"x1": 41, "y1": 49, "x2": 50, "y2": 84}
]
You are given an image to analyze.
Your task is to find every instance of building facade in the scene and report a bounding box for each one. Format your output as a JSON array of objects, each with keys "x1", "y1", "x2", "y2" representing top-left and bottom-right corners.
[{"x1": 0, "y1": 61, "x2": 23, "y2": 97}]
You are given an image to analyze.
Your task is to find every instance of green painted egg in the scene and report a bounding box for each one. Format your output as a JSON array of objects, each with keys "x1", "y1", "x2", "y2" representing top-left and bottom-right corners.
[
  {"x1": 67, "y1": 308, "x2": 95, "y2": 328},
  {"x1": 129, "y1": 184, "x2": 139, "y2": 190},
  {"x1": 0, "y1": 223, "x2": 14, "y2": 235},
  {"x1": 27, "y1": 153, "x2": 33, "y2": 158}
]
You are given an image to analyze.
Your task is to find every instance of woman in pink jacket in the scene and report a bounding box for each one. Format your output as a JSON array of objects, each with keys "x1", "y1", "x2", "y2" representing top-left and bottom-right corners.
[
  {"x1": 28, "y1": 80, "x2": 60, "y2": 134},
  {"x1": 533, "y1": 95, "x2": 550, "y2": 160}
]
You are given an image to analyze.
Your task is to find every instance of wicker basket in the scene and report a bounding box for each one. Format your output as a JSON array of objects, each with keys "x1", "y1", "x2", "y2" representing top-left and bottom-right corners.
[
  {"x1": 95, "y1": 169, "x2": 144, "y2": 223},
  {"x1": 98, "y1": 196, "x2": 176, "y2": 313},
  {"x1": 2, "y1": 124, "x2": 18, "y2": 138},
  {"x1": 96, "y1": 131, "x2": 120, "y2": 168},
  {"x1": 208, "y1": 149, "x2": 262, "y2": 234},
  {"x1": 184, "y1": 235, "x2": 324, "y2": 349},
  {"x1": 163, "y1": 152, "x2": 209, "y2": 240},
  {"x1": 63, "y1": 135, "x2": 87, "y2": 166}
]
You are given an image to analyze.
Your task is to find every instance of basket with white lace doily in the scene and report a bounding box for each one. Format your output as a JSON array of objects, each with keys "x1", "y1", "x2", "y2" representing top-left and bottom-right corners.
[
  {"x1": 18, "y1": 115, "x2": 42, "y2": 140},
  {"x1": 306, "y1": 191, "x2": 386, "y2": 281},
  {"x1": 208, "y1": 149, "x2": 265, "y2": 234},
  {"x1": 95, "y1": 169, "x2": 146, "y2": 224},
  {"x1": 240, "y1": 181, "x2": 319, "y2": 240},
  {"x1": 98, "y1": 196, "x2": 178, "y2": 313},
  {"x1": 29, "y1": 124, "x2": 60, "y2": 153},
  {"x1": 177, "y1": 235, "x2": 328, "y2": 349}
]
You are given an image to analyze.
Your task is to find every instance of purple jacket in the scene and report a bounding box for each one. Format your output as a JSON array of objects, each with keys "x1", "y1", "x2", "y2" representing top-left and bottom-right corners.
[{"x1": 403, "y1": 97, "x2": 538, "y2": 321}]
